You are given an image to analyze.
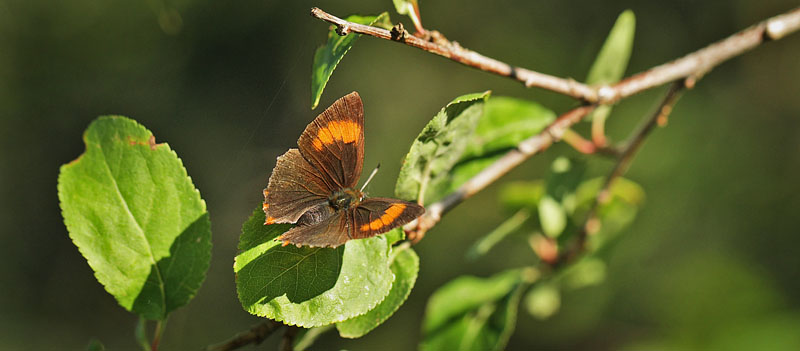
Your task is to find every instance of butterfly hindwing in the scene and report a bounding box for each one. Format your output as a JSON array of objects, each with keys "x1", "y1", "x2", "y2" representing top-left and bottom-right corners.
[
  {"x1": 277, "y1": 211, "x2": 351, "y2": 248},
  {"x1": 263, "y1": 149, "x2": 329, "y2": 224},
  {"x1": 352, "y1": 198, "x2": 425, "y2": 239},
  {"x1": 296, "y1": 92, "x2": 365, "y2": 190}
]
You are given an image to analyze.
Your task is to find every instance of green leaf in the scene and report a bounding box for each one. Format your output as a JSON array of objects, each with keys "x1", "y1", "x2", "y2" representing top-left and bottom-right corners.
[
  {"x1": 585, "y1": 10, "x2": 636, "y2": 121},
  {"x1": 423, "y1": 269, "x2": 522, "y2": 334},
  {"x1": 235, "y1": 208, "x2": 394, "y2": 328},
  {"x1": 446, "y1": 155, "x2": 502, "y2": 194},
  {"x1": 524, "y1": 282, "x2": 561, "y2": 320},
  {"x1": 572, "y1": 176, "x2": 644, "y2": 251},
  {"x1": 585, "y1": 10, "x2": 636, "y2": 85},
  {"x1": 392, "y1": 0, "x2": 422, "y2": 33},
  {"x1": 462, "y1": 97, "x2": 555, "y2": 159},
  {"x1": 538, "y1": 195, "x2": 567, "y2": 238},
  {"x1": 311, "y1": 13, "x2": 390, "y2": 109},
  {"x1": 421, "y1": 269, "x2": 533, "y2": 351},
  {"x1": 499, "y1": 180, "x2": 545, "y2": 211},
  {"x1": 575, "y1": 177, "x2": 645, "y2": 208},
  {"x1": 336, "y1": 245, "x2": 420, "y2": 338},
  {"x1": 395, "y1": 91, "x2": 490, "y2": 203},
  {"x1": 383, "y1": 227, "x2": 405, "y2": 246},
  {"x1": 58, "y1": 116, "x2": 212, "y2": 320},
  {"x1": 443, "y1": 97, "x2": 554, "y2": 194},
  {"x1": 558, "y1": 257, "x2": 607, "y2": 290},
  {"x1": 393, "y1": 0, "x2": 418, "y2": 16},
  {"x1": 537, "y1": 157, "x2": 586, "y2": 238},
  {"x1": 467, "y1": 209, "x2": 531, "y2": 260},
  {"x1": 545, "y1": 157, "x2": 586, "y2": 203}
]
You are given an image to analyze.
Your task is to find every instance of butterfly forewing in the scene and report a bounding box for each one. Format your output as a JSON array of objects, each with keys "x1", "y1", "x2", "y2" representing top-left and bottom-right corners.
[
  {"x1": 352, "y1": 198, "x2": 425, "y2": 239},
  {"x1": 296, "y1": 92, "x2": 365, "y2": 190},
  {"x1": 263, "y1": 149, "x2": 329, "y2": 224}
]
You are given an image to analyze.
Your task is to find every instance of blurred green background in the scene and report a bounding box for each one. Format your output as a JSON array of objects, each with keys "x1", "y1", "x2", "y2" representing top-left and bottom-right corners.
[{"x1": 2, "y1": 0, "x2": 800, "y2": 349}]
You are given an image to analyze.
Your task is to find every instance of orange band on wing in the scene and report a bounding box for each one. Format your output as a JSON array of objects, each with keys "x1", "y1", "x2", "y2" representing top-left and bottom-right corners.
[
  {"x1": 360, "y1": 204, "x2": 407, "y2": 231},
  {"x1": 311, "y1": 120, "x2": 361, "y2": 151},
  {"x1": 265, "y1": 216, "x2": 276, "y2": 225}
]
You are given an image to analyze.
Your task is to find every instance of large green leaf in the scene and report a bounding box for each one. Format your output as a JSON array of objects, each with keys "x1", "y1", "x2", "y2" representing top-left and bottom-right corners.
[
  {"x1": 446, "y1": 97, "x2": 554, "y2": 194},
  {"x1": 336, "y1": 245, "x2": 420, "y2": 338},
  {"x1": 58, "y1": 116, "x2": 211, "y2": 320},
  {"x1": 585, "y1": 10, "x2": 635, "y2": 122},
  {"x1": 311, "y1": 13, "x2": 391, "y2": 109},
  {"x1": 395, "y1": 91, "x2": 490, "y2": 203},
  {"x1": 421, "y1": 269, "x2": 533, "y2": 351},
  {"x1": 235, "y1": 208, "x2": 394, "y2": 328},
  {"x1": 462, "y1": 97, "x2": 555, "y2": 159}
]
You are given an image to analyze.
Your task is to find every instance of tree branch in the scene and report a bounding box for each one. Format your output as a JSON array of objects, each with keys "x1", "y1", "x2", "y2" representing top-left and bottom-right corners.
[
  {"x1": 310, "y1": 7, "x2": 599, "y2": 102},
  {"x1": 608, "y1": 7, "x2": 800, "y2": 103},
  {"x1": 311, "y1": 7, "x2": 799, "y2": 104},
  {"x1": 396, "y1": 7, "x2": 800, "y2": 241},
  {"x1": 204, "y1": 321, "x2": 283, "y2": 351}
]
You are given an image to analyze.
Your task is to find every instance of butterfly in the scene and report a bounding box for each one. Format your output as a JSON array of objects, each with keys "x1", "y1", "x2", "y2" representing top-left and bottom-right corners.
[{"x1": 263, "y1": 91, "x2": 425, "y2": 248}]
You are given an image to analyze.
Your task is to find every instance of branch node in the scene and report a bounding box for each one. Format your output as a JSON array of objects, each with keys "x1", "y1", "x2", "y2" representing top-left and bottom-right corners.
[
  {"x1": 596, "y1": 85, "x2": 616, "y2": 104},
  {"x1": 335, "y1": 24, "x2": 350, "y2": 36},
  {"x1": 391, "y1": 23, "x2": 408, "y2": 41},
  {"x1": 684, "y1": 76, "x2": 697, "y2": 89}
]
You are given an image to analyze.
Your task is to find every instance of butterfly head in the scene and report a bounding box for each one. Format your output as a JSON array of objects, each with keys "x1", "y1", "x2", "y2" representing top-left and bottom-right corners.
[{"x1": 329, "y1": 188, "x2": 363, "y2": 210}]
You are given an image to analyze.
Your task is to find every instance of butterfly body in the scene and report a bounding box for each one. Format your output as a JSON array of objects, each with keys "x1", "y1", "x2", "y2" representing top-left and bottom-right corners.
[
  {"x1": 295, "y1": 188, "x2": 362, "y2": 227},
  {"x1": 263, "y1": 92, "x2": 424, "y2": 248}
]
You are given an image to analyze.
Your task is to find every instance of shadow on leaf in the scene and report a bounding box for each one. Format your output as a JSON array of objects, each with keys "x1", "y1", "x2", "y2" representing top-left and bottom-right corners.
[{"x1": 132, "y1": 212, "x2": 212, "y2": 320}]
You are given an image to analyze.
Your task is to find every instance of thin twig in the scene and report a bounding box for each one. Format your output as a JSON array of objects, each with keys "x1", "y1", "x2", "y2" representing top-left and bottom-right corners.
[
  {"x1": 556, "y1": 81, "x2": 685, "y2": 267},
  {"x1": 204, "y1": 321, "x2": 283, "y2": 351},
  {"x1": 310, "y1": 7, "x2": 599, "y2": 102},
  {"x1": 562, "y1": 129, "x2": 598, "y2": 154}
]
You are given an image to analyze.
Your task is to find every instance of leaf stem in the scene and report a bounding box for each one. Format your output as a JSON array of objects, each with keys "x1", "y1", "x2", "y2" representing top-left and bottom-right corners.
[
  {"x1": 136, "y1": 318, "x2": 151, "y2": 351},
  {"x1": 151, "y1": 318, "x2": 167, "y2": 351},
  {"x1": 561, "y1": 129, "x2": 596, "y2": 154}
]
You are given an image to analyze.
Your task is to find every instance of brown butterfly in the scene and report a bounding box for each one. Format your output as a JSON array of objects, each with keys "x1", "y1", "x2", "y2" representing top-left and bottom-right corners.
[{"x1": 262, "y1": 92, "x2": 425, "y2": 248}]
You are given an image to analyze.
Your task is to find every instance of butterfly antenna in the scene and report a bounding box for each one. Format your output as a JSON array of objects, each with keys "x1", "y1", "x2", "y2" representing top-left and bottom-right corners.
[{"x1": 361, "y1": 163, "x2": 381, "y2": 192}]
